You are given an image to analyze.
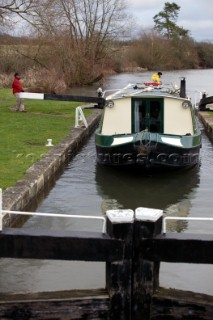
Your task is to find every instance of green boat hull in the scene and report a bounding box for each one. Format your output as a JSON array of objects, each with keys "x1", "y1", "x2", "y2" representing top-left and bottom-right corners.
[{"x1": 95, "y1": 130, "x2": 201, "y2": 169}]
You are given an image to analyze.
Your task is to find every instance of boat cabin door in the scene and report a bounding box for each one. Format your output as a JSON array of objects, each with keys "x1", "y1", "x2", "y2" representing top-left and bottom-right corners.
[{"x1": 132, "y1": 98, "x2": 163, "y2": 133}]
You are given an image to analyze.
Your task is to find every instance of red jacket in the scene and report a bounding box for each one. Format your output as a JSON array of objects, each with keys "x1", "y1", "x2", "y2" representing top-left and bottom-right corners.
[{"x1": 12, "y1": 77, "x2": 23, "y2": 94}]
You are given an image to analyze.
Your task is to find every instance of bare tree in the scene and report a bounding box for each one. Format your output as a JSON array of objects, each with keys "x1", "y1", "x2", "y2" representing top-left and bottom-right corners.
[
  {"x1": 28, "y1": 0, "x2": 129, "y2": 85},
  {"x1": 1, "y1": 0, "x2": 130, "y2": 87},
  {"x1": 0, "y1": 0, "x2": 38, "y2": 31}
]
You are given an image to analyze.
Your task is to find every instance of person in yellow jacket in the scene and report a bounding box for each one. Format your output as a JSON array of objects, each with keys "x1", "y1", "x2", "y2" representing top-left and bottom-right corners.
[{"x1": 152, "y1": 72, "x2": 162, "y2": 84}]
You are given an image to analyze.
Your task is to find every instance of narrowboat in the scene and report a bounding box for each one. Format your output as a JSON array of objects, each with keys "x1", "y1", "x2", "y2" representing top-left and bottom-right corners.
[{"x1": 95, "y1": 78, "x2": 201, "y2": 169}]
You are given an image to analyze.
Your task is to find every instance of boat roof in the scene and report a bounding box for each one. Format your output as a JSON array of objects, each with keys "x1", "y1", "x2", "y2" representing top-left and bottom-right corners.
[{"x1": 106, "y1": 83, "x2": 187, "y2": 101}]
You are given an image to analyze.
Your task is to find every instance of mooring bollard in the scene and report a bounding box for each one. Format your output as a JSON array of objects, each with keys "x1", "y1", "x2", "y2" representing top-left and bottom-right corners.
[
  {"x1": 132, "y1": 207, "x2": 163, "y2": 320},
  {"x1": 45, "y1": 139, "x2": 54, "y2": 146},
  {"x1": 106, "y1": 209, "x2": 134, "y2": 320}
]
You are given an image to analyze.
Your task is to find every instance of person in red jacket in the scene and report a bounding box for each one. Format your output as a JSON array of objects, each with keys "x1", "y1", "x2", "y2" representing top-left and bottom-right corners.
[{"x1": 12, "y1": 72, "x2": 26, "y2": 112}]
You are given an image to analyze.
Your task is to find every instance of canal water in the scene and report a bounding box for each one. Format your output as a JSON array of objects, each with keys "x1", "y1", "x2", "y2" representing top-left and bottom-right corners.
[{"x1": 0, "y1": 69, "x2": 213, "y2": 295}]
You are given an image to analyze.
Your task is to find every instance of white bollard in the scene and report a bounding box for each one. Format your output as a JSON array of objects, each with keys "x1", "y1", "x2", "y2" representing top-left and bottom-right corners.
[
  {"x1": 46, "y1": 139, "x2": 54, "y2": 146},
  {"x1": 106, "y1": 209, "x2": 134, "y2": 223},
  {"x1": 135, "y1": 207, "x2": 163, "y2": 222}
]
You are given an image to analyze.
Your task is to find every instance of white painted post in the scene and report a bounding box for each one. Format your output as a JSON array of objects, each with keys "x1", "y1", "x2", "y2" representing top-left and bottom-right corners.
[
  {"x1": 75, "y1": 107, "x2": 88, "y2": 128},
  {"x1": 0, "y1": 188, "x2": 2, "y2": 231},
  {"x1": 135, "y1": 207, "x2": 163, "y2": 222},
  {"x1": 46, "y1": 139, "x2": 54, "y2": 146},
  {"x1": 106, "y1": 209, "x2": 134, "y2": 224}
]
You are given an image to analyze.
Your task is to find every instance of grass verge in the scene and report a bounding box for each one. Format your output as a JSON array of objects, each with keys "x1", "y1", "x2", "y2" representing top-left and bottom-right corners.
[{"x1": 0, "y1": 88, "x2": 92, "y2": 190}]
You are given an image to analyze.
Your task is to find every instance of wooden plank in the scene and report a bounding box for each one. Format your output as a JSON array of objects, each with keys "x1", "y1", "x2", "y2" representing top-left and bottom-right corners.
[
  {"x1": 0, "y1": 228, "x2": 124, "y2": 262},
  {"x1": 151, "y1": 287, "x2": 213, "y2": 320},
  {"x1": 0, "y1": 289, "x2": 109, "y2": 320},
  {"x1": 106, "y1": 210, "x2": 134, "y2": 320},
  {"x1": 0, "y1": 289, "x2": 107, "y2": 302},
  {"x1": 132, "y1": 208, "x2": 163, "y2": 320},
  {"x1": 199, "y1": 95, "x2": 213, "y2": 107},
  {"x1": 44, "y1": 93, "x2": 105, "y2": 106},
  {"x1": 141, "y1": 233, "x2": 213, "y2": 264}
]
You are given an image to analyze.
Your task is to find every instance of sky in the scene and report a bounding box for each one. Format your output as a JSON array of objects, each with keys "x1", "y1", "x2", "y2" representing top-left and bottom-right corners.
[{"x1": 127, "y1": 0, "x2": 213, "y2": 42}]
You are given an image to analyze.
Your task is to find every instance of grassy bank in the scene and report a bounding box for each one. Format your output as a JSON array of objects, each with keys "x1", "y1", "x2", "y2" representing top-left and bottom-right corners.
[{"x1": 0, "y1": 89, "x2": 91, "y2": 190}]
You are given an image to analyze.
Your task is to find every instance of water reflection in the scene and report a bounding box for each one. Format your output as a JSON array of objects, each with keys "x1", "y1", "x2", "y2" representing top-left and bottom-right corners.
[{"x1": 96, "y1": 164, "x2": 200, "y2": 232}]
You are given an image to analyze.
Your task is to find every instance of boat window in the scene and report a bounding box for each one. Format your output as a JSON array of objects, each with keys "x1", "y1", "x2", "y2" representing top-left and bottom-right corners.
[
  {"x1": 132, "y1": 98, "x2": 163, "y2": 133},
  {"x1": 134, "y1": 100, "x2": 146, "y2": 132},
  {"x1": 150, "y1": 101, "x2": 161, "y2": 133}
]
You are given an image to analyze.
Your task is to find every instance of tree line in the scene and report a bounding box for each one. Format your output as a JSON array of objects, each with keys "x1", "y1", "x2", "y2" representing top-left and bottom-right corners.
[{"x1": 0, "y1": 1, "x2": 213, "y2": 91}]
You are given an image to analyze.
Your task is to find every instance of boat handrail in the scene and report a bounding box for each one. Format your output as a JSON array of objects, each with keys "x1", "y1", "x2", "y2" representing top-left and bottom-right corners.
[
  {"x1": 103, "y1": 82, "x2": 189, "y2": 100},
  {"x1": 102, "y1": 89, "x2": 123, "y2": 97},
  {"x1": 103, "y1": 83, "x2": 133, "y2": 99}
]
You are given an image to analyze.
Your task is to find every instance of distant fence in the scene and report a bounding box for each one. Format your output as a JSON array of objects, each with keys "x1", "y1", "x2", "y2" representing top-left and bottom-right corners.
[{"x1": 0, "y1": 204, "x2": 212, "y2": 319}]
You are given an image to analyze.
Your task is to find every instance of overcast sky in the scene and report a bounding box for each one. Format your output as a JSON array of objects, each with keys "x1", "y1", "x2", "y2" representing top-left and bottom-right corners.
[{"x1": 127, "y1": 0, "x2": 213, "y2": 42}]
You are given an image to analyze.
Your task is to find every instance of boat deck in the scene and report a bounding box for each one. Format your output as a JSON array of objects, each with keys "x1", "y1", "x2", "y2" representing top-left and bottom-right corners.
[{"x1": 106, "y1": 83, "x2": 185, "y2": 100}]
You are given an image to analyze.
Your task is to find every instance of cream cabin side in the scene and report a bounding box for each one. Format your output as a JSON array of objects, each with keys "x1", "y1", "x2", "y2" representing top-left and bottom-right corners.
[
  {"x1": 100, "y1": 95, "x2": 194, "y2": 136},
  {"x1": 163, "y1": 97, "x2": 194, "y2": 135},
  {"x1": 101, "y1": 98, "x2": 131, "y2": 135}
]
